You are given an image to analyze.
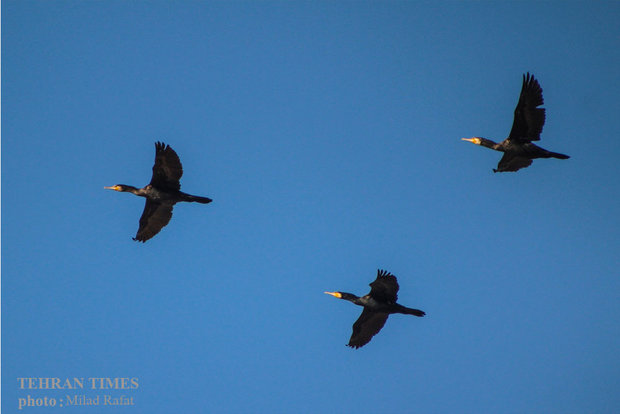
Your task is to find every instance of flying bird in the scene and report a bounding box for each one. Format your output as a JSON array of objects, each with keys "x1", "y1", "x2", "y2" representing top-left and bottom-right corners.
[
  {"x1": 105, "y1": 142, "x2": 212, "y2": 242},
  {"x1": 324, "y1": 269, "x2": 425, "y2": 349},
  {"x1": 462, "y1": 72, "x2": 569, "y2": 172}
]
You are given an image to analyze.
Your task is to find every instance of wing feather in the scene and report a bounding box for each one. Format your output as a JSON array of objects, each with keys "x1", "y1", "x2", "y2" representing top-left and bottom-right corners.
[
  {"x1": 149, "y1": 142, "x2": 183, "y2": 191},
  {"x1": 495, "y1": 152, "x2": 533, "y2": 172},
  {"x1": 348, "y1": 309, "x2": 389, "y2": 349},
  {"x1": 368, "y1": 269, "x2": 399, "y2": 303},
  {"x1": 508, "y1": 73, "x2": 546, "y2": 143},
  {"x1": 133, "y1": 200, "x2": 174, "y2": 242}
]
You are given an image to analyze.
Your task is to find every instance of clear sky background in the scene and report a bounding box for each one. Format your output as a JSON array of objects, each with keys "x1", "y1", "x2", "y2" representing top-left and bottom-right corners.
[{"x1": 2, "y1": 1, "x2": 619, "y2": 413}]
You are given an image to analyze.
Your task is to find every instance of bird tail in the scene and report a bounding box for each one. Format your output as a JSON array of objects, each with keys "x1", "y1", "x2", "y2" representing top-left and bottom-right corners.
[
  {"x1": 404, "y1": 308, "x2": 426, "y2": 317},
  {"x1": 396, "y1": 305, "x2": 426, "y2": 317},
  {"x1": 183, "y1": 194, "x2": 213, "y2": 204},
  {"x1": 549, "y1": 151, "x2": 570, "y2": 160}
]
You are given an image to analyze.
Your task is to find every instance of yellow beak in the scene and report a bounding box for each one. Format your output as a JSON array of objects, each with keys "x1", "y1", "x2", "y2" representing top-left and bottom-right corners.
[
  {"x1": 461, "y1": 137, "x2": 481, "y2": 145},
  {"x1": 324, "y1": 291, "x2": 342, "y2": 298},
  {"x1": 104, "y1": 185, "x2": 121, "y2": 191}
]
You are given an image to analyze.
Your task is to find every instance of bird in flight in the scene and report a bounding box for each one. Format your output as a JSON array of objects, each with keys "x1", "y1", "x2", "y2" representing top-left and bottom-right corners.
[
  {"x1": 462, "y1": 72, "x2": 569, "y2": 172},
  {"x1": 325, "y1": 269, "x2": 425, "y2": 349},
  {"x1": 105, "y1": 142, "x2": 212, "y2": 242}
]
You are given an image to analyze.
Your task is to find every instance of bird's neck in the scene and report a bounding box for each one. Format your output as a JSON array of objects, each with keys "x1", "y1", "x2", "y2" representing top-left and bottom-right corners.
[
  {"x1": 478, "y1": 138, "x2": 502, "y2": 151},
  {"x1": 340, "y1": 292, "x2": 363, "y2": 305},
  {"x1": 122, "y1": 185, "x2": 146, "y2": 196},
  {"x1": 352, "y1": 297, "x2": 366, "y2": 306}
]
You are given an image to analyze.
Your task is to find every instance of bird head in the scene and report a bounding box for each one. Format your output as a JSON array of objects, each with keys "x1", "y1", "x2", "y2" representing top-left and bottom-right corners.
[
  {"x1": 104, "y1": 185, "x2": 125, "y2": 192},
  {"x1": 104, "y1": 184, "x2": 135, "y2": 192},
  {"x1": 324, "y1": 291, "x2": 358, "y2": 302},
  {"x1": 461, "y1": 137, "x2": 483, "y2": 145}
]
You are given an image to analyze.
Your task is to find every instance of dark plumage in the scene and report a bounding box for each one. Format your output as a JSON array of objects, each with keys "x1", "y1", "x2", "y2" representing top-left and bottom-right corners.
[
  {"x1": 105, "y1": 142, "x2": 212, "y2": 242},
  {"x1": 325, "y1": 269, "x2": 425, "y2": 349},
  {"x1": 462, "y1": 72, "x2": 569, "y2": 172}
]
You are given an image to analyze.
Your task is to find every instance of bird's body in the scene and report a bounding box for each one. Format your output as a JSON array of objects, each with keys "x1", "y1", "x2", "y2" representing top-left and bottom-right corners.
[
  {"x1": 325, "y1": 269, "x2": 425, "y2": 349},
  {"x1": 105, "y1": 142, "x2": 212, "y2": 242},
  {"x1": 462, "y1": 72, "x2": 569, "y2": 172},
  {"x1": 115, "y1": 184, "x2": 209, "y2": 204}
]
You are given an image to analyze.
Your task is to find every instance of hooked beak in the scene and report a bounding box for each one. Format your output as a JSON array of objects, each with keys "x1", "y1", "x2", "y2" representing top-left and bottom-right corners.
[
  {"x1": 461, "y1": 137, "x2": 481, "y2": 145},
  {"x1": 104, "y1": 185, "x2": 121, "y2": 191},
  {"x1": 324, "y1": 291, "x2": 342, "y2": 298}
]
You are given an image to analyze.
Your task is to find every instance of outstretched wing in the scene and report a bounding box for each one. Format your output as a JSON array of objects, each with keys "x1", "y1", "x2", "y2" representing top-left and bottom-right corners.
[
  {"x1": 495, "y1": 152, "x2": 533, "y2": 172},
  {"x1": 348, "y1": 308, "x2": 390, "y2": 349},
  {"x1": 149, "y1": 142, "x2": 183, "y2": 191},
  {"x1": 133, "y1": 200, "x2": 174, "y2": 242},
  {"x1": 368, "y1": 269, "x2": 399, "y2": 303},
  {"x1": 508, "y1": 72, "x2": 546, "y2": 143}
]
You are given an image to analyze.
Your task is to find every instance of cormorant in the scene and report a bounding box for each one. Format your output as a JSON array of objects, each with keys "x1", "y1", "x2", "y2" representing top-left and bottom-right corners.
[
  {"x1": 462, "y1": 72, "x2": 569, "y2": 172},
  {"x1": 105, "y1": 142, "x2": 212, "y2": 242},
  {"x1": 324, "y1": 269, "x2": 425, "y2": 349}
]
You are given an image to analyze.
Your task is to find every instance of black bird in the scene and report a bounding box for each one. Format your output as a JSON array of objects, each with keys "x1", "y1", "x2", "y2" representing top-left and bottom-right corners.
[
  {"x1": 462, "y1": 72, "x2": 569, "y2": 172},
  {"x1": 105, "y1": 142, "x2": 212, "y2": 242},
  {"x1": 324, "y1": 269, "x2": 425, "y2": 349}
]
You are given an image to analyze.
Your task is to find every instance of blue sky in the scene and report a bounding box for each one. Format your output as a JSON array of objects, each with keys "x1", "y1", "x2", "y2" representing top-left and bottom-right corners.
[{"x1": 2, "y1": 1, "x2": 619, "y2": 413}]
